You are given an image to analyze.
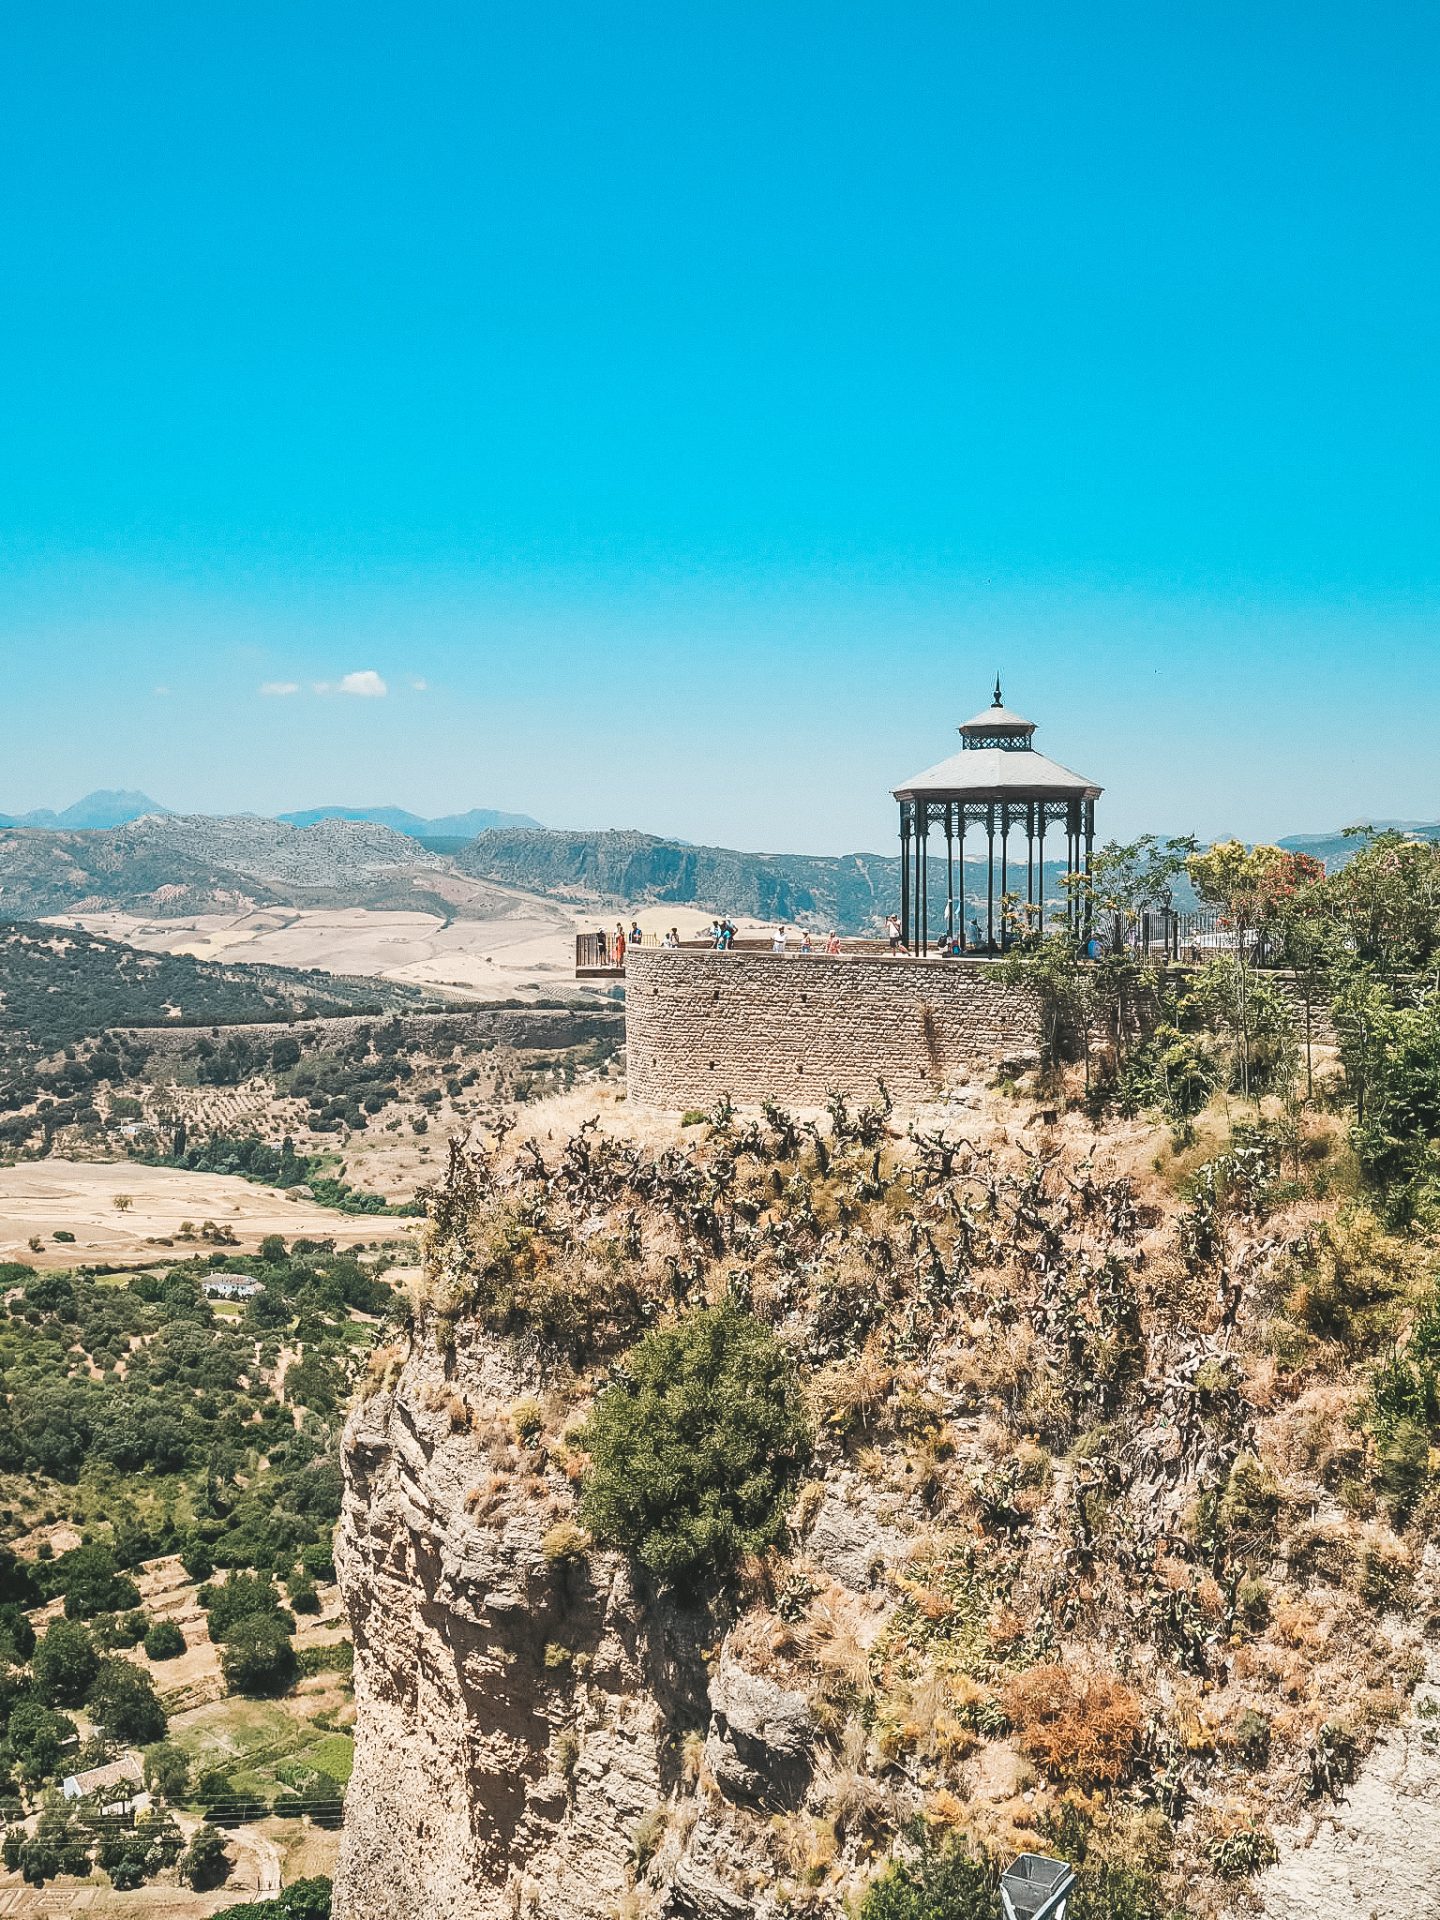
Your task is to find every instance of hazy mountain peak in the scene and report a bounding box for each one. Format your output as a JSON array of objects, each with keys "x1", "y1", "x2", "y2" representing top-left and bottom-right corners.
[{"x1": 0, "y1": 789, "x2": 172, "y2": 831}]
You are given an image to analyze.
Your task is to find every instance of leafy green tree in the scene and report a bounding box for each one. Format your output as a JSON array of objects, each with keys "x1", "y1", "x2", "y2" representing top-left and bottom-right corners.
[
  {"x1": 142, "y1": 1740, "x2": 191, "y2": 1804},
  {"x1": 219, "y1": 1615, "x2": 297, "y2": 1696},
  {"x1": 580, "y1": 1306, "x2": 811, "y2": 1587},
  {"x1": 287, "y1": 1577, "x2": 320, "y2": 1616},
  {"x1": 1336, "y1": 987, "x2": 1440, "y2": 1205},
  {"x1": 1323, "y1": 831, "x2": 1440, "y2": 983},
  {"x1": 54, "y1": 1544, "x2": 140, "y2": 1619},
  {"x1": 1184, "y1": 959, "x2": 1299, "y2": 1100},
  {"x1": 179, "y1": 1823, "x2": 231, "y2": 1891},
  {"x1": 88, "y1": 1655, "x2": 167, "y2": 1743},
  {"x1": 32, "y1": 1619, "x2": 98, "y2": 1706},
  {"x1": 224, "y1": 1877, "x2": 334, "y2": 1919},
  {"x1": 5, "y1": 1700, "x2": 77, "y2": 1783},
  {"x1": 1187, "y1": 842, "x2": 1323, "y2": 1097},
  {"x1": 201, "y1": 1572, "x2": 292, "y2": 1641},
  {"x1": 1088, "y1": 834, "x2": 1198, "y2": 938}
]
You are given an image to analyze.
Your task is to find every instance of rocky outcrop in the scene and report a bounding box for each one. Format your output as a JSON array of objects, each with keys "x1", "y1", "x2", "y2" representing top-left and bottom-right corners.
[
  {"x1": 1258, "y1": 1649, "x2": 1440, "y2": 1920},
  {"x1": 703, "y1": 1653, "x2": 813, "y2": 1809},
  {"x1": 334, "y1": 1325, "x2": 704, "y2": 1920},
  {"x1": 334, "y1": 1317, "x2": 886, "y2": 1920}
]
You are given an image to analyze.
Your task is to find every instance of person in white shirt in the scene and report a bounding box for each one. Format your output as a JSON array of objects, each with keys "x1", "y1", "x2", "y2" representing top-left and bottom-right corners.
[{"x1": 772, "y1": 925, "x2": 788, "y2": 953}]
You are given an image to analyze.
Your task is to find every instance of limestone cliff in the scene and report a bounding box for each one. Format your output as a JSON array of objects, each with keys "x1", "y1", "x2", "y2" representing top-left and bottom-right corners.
[{"x1": 335, "y1": 1109, "x2": 1440, "y2": 1920}]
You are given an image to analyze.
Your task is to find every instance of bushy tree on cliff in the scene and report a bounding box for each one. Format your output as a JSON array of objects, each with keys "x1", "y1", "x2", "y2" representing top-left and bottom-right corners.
[
  {"x1": 1185, "y1": 841, "x2": 1323, "y2": 1097},
  {"x1": 579, "y1": 1304, "x2": 811, "y2": 1588}
]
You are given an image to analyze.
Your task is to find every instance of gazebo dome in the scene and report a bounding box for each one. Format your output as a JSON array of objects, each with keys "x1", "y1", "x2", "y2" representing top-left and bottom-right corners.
[{"x1": 958, "y1": 680, "x2": 1038, "y2": 748}]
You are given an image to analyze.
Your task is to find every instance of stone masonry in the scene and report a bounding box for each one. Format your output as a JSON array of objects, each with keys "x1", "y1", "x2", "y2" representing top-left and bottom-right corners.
[{"x1": 625, "y1": 948, "x2": 1045, "y2": 1108}]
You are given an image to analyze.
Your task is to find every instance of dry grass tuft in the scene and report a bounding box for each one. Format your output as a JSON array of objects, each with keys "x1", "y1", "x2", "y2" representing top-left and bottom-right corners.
[{"x1": 1003, "y1": 1663, "x2": 1143, "y2": 1788}]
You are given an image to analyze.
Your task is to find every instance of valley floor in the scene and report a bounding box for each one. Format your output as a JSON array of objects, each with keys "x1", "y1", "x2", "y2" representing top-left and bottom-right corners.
[
  {"x1": 0, "y1": 1159, "x2": 394, "y2": 1267},
  {"x1": 46, "y1": 903, "x2": 772, "y2": 1003}
]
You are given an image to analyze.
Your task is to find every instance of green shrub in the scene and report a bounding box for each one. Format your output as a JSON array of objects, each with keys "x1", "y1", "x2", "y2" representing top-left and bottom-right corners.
[
  {"x1": 859, "y1": 1835, "x2": 996, "y2": 1919},
  {"x1": 223, "y1": 1876, "x2": 333, "y2": 1919},
  {"x1": 579, "y1": 1305, "x2": 811, "y2": 1587},
  {"x1": 144, "y1": 1619, "x2": 187, "y2": 1661}
]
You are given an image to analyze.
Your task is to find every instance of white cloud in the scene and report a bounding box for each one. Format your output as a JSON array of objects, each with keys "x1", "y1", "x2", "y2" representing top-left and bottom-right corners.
[
  {"x1": 410, "y1": 677, "x2": 429, "y2": 692},
  {"x1": 337, "y1": 669, "x2": 388, "y2": 698},
  {"x1": 260, "y1": 681, "x2": 301, "y2": 697},
  {"x1": 153, "y1": 685, "x2": 172, "y2": 697}
]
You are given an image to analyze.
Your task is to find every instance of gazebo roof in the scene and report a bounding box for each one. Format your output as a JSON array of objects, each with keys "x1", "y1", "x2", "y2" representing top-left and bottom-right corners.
[
  {"x1": 894, "y1": 680, "x2": 1102, "y2": 803},
  {"x1": 959, "y1": 701, "x2": 1035, "y2": 735},
  {"x1": 892, "y1": 744, "x2": 1102, "y2": 803}
]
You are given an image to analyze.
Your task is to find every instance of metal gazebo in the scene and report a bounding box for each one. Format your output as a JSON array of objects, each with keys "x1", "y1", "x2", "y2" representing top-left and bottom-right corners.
[{"x1": 891, "y1": 680, "x2": 1103, "y2": 954}]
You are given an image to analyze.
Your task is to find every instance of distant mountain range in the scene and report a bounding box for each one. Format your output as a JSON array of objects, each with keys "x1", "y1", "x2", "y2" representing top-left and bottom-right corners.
[
  {"x1": 1276, "y1": 821, "x2": 1440, "y2": 868},
  {"x1": 458, "y1": 829, "x2": 903, "y2": 931},
  {"x1": 3, "y1": 798, "x2": 1438, "y2": 940},
  {"x1": 0, "y1": 791, "x2": 540, "y2": 838},
  {"x1": 277, "y1": 804, "x2": 541, "y2": 837}
]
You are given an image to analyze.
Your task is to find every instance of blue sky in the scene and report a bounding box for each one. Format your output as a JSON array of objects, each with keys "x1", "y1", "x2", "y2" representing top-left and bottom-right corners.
[{"x1": 2, "y1": 2, "x2": 1437, "y2": 852}]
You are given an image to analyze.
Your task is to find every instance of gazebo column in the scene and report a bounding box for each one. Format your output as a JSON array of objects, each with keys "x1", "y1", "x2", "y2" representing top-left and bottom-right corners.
[
  {"x1": 1037, "y1": 808, "x2": 1047, "y2": 934},
  {"x1": 986, "y1": 802, "x2": 996, "y2": 953},
  {"x1": 958, "y1": 808, "x2": 968, "y2": 950},
  {"x1": 1026, "y1": 801, "x2": 1035, "y2": 930},
  {"x1": 920, "y1": 804, "x2": 929, "y2": 955},
  {"x1": 1083, "y1": 798, "x2": 1096, "y2": 937},
  {"x1": 899, "y1": 804, "x2": 910, "y2": 953},
  {"x1": 999, "y1": 803, "x2": 1010, "y2": 951},
  {"x1": 945, "y1": 803, "x2": 954, "y2": 943}
]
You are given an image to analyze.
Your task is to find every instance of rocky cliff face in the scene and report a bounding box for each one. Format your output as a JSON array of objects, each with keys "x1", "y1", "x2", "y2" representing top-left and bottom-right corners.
[
  {"x1": 335, "y1": 1310, "x2": 918, "y2": 1920},
  {"x1": 336, "y1": 1324, "x2": 677, "y2": 1920},
  {"x1": 334, "y1": 1112, "x2": 1440, "y2": 1920}
]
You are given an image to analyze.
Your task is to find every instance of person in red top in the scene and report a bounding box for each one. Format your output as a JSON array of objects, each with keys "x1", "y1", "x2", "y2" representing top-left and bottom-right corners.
[{"x1": 614, "y1": 922, "x2": 627, "y2": 965}]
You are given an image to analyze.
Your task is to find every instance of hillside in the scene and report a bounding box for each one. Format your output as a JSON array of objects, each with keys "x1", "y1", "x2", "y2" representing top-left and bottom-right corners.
[
  {"x1": 456, "y1": 828, "x2": 902, "y2": 933},
  {"x1": 0, "y1": 816, "x2": 520, "y2": 921},
  {"x1": 0, "y1": 920, "x2": 430, "y2": 1072}
]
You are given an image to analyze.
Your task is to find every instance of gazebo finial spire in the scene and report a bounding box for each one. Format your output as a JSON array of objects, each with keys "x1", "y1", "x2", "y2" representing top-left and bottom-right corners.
[{"x1": 993, "y1": 673, "x2": 1003, "y2": 707}]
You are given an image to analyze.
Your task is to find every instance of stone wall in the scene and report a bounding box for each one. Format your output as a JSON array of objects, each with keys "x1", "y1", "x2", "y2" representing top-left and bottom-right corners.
[{"x1": 625, "y1": 949, "x2": 1044, "y2": 1108}]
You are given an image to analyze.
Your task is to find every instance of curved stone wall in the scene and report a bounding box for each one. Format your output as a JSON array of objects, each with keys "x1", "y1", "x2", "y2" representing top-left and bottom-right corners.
[{"x1": 625, "y1": 948, "x2": 1044, "y2": 1109}]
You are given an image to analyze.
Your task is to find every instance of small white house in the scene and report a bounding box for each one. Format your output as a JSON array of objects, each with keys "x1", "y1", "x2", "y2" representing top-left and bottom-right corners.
[
  {"x1": 203, "y1": 1275, "x2": 263, "y2": 1301},
  {"x1": 63, "y1": 1753, "x2": 144, "y2": 1809}
]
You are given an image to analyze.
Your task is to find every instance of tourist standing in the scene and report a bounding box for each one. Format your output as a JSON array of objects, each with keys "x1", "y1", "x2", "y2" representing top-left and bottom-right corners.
[
  {"x1": 772, "y1": 925, "x2": 788, "y2": 954},
  {"x1": 629, "y1": 920, "x2": 642, "y2": 947},
  {"x1": 826, "y1": 930, "x2": 841, "y2": 955},
  {"x1": 614, "y1": 922, "x2": 627, "y2": 966},
  {"x1": 886, "y1": 913, "x2": 902, "y2": 955}
]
